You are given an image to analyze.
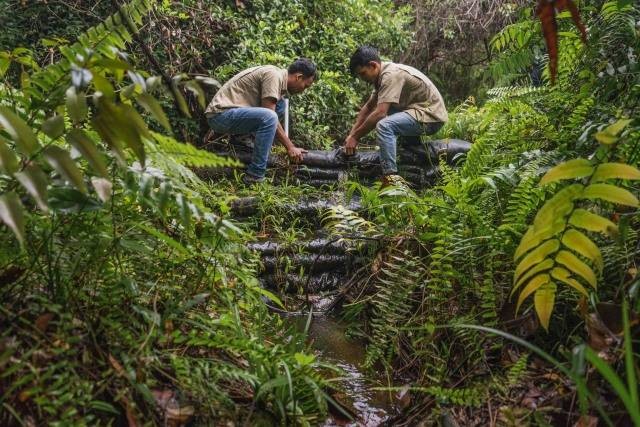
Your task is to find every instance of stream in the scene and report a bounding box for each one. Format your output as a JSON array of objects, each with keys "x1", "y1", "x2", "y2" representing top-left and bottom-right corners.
[{"x1": 290, "y1": 311, "x2": 396, "y2": 426}]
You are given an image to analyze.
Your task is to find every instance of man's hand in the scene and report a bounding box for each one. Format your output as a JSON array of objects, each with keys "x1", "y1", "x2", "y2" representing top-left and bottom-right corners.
[
  {"x1": 344, "y1": 135, "x2": 359, "y2": 156},
  {"x1": 287, "y1": 145, "x2": 307, "y2": 163}
]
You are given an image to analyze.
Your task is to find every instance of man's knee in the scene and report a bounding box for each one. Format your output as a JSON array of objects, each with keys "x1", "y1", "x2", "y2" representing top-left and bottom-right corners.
[
  {"x1": 376, "y1": 118, "x2": 393, "y2": 135},
  {"x1": 261, "y1": 109, "x2": 279, "y2": 126}
]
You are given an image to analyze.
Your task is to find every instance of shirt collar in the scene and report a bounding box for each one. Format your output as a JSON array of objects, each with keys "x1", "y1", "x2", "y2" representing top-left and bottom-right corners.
[{"x1": 375, "y1": 61, "x2": 391, "y2": 90}]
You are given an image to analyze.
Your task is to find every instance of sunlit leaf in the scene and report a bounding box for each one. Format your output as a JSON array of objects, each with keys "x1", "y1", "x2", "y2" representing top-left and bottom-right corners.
[
  {"x1": 516, "y1": 273, "x2": 550, "y2": 313},
  {"x1": 184, "y1": 80, "x2": 206, "y2": 108},
  {"x1": 0, "y1": 191, "x2": 26, "y2": 245},
  {"x1": 592, "y1": 163, "x2": 640, "y2": 182},
  {"x1": 515, "y1": 220, "x2": 564, "y2": 261},
  {"x1": 43, "y1": 146, "x2": 87, "y2": 193},
  {"x1": 568, "y1": 209, "x2": 618, "y2": 236},
  {"x1": 513, "y1": 258, "x2": 554, "y2": 295},
  {"x1": 67, "y1": 129, "x2": 109, "y2": 178},
  {"x1": 539, "y1": 158, "x2": 593, "y2": 185},
  {"x1": 555, "y1": 250, "x2": 597, "y2": 288},
  {"x1": 534, "y1": 282, "x2": 557, "y2": 331},
  {"x1": 0, "y1": 136, "x2": 19, "y2": 175},
  {"x1": 595, "y1": 119, "x2": 633, "y2": 145},
  {"x1": 0, "y1": 106, "x2": 39, "y2": 155},
  {"x1": 550, "y1": 267, "x2": 588, "y2": 296},
  {"x1": 15, "y1": 165, "x2": 49, "y2": 212},
  {"x1": 562, "y1": 229, "x2": 603, "y2": 272},
  {"x1": 582, "y1": 183, "x2": 639, "y2": 207},
  {"x1": 533, "y1": 184, "x2": 583, "y2": 230},
  {"x1": 514, "y1": 239, "x2": 560, "y2": 283}
]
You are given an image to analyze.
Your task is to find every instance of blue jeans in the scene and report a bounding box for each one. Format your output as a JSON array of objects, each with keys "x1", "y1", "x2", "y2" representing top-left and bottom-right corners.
[
  {"x1": 207, "y1": 99, "x2": 286, "y2": 178},
  {"x1": 377, "y1": 111, "x2": 443, "y2": 175}
]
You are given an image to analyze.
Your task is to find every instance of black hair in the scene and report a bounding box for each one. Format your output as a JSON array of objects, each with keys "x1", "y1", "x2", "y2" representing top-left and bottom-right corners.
[
  {"x1": 288, "y1": 58, "x2": 317, "y2": 79},
  {"x1": 349, "y1": 45, "x2": 381, "y2": 75}
]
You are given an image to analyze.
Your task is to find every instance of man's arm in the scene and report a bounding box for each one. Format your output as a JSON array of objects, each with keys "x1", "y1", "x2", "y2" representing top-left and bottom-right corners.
[
  {"x1": 349, "y1": 94, "x2": 376, "y2": 135},
  {"x1": 261, "y1": 97, "x2": 306, "y2": 163},
  {"x1": 344, "y1": 101, "x2": 391, "y2": 155}
]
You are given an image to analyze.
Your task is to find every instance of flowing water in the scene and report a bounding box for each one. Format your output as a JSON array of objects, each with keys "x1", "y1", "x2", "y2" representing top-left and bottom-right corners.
[{"x1": 290, "y1": 312, "x2": 396, "y2": 426}]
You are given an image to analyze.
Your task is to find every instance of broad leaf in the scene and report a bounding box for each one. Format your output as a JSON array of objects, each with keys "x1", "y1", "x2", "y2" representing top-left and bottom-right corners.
[
  {"x1": 0, "y1": 136, "x2": 19, "y2": 175},
  {"x1": 41, "y1": 115, "x2": 65, "y2": 139},
  {"x1": 533, "y1": 184, "x2": 583, "y2": 230},
  {"x1": 582, "y1": 183, "x2": 639, "y2": 207},
  {"x1": 43, "y1": 146, "x2": 87, "y2": 193},
  {"x1": 592, "y1": 163, "x2": 640, "y2": 182},
  {"x1": 514, "y1": 239, "x2": 560, "y2": 283},
  {"x1": 515, "y1": 220, "x2": 564, "y2": 261},
  {"x1": 550, "y1": 267, "x2": 588, "y2": 297},
  {"x1": 562, "y1": 229, "x2": 603, "y2": 272},
  {"x1": 516, "y1": 273, "x2": 550, "y2": 313},
  {"x1": 66, "y1": 86, "x2": 88, "y2": 124},
  {"x1": 539, "y1": 158, "x2": 593, "y2": 185},
  {"x1": 136, "y1": 93, "x2": 171, "y2": 131},
  {"x1": 91, "y1": 112, "x2": 127, "y2": 164},
  {"x1": 67, "y1": 129, "x2": 109, "y2": 177},
  {"x1": 0, "y1": 106, "x2": 39, "y2": 155},
  {"x1": 534, "y1": 282, "x2": 557, "y2": 331},
  {"x1": 569, "y1": 209, "x2": 618, "y2": 235},
  {"x1": 595, "y1": 119, "x2": 633, "y2": 145},
  {"x1": 555, "y1": 250, "x2": 597, "y2": 288},
  {"x1": 15, "y1": 165, "x2": 49, "y2": 212},
  {"x1": 513, "y1": 258, "x2": 554, "y2": 295},
  {"x1": 184, "y1": 80, "x2": 206, "y2": 108},
  {"x1": 0, "y1": 191, "x2": 26, "y2": 245}
]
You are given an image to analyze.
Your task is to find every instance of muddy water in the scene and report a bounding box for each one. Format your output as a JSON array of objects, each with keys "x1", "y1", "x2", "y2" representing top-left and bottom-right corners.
[{"x1": 291, "y1": 313, "x2": 396, "y2": 426}]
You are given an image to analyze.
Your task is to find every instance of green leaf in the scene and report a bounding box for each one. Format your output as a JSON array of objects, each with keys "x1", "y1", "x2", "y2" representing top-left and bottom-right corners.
[
  {"x1": 533, "y1": 184, "x2": 583, "y2": 230},
  {"x1": 67, "y1": 129, "x2": 109, "y2": 177},
  {"x1": 562, "y1": 229, "x2": 603, "y2": 272},
  {"x1": 592, "y1": 163, "x2": 640, "y2": 182},
  {"x1": 555, "y1": 250, "x2": 597, "y2": 288},
  {"x1": 294, "y1": 352, "x2": 316, "y2": 366},
  {"x1": 569, "y1": 209, "x2": 618, "y2": 235},
  {"x1": 136, "y1": 93, "x2": 171, "y2": 131},
  {"x1": 92, "y1": 74, "x2": 115, "y2": 100},
  {"x1": 15, "y1": 165, "x2": 49, "y2": 212},
  {"x1": 534, "y1": 282, "x2": 557, "y2": 331},
  {"x1": 171, "y1": 83, "x2": 191, "y2": 118},
  {"x1": 91, "y1": 177, "x2": 112, "y2": 203},
  {"x1": 513, "y1": 258, "x2": 554, "y2": 295},
  {"x1": 514, "y1": 220, "x2": 564, "y2": 261},
  {"x1": 137, "y1": 223, "x2": 190, "y2": 257},
  {"x1": 43, "y1": 146, "x2": 87, "y2": 193},
  {"x1": 582, "y1": 183, "x2": 639, "y2": 207},
  {"x1": 0, "y1": 136, "x2": 19, "y2": 175},
  {"x1": 539, "y1": 159, "x2": 593, "y2": 185},
  {"x1": 41, "y1": 115, "x2": 65, "y2": 139},
  {"x1": 253, "y1": 286, "x2": 285, "y2": 309},
  {"x1": 0, "y1": 106, "x2": 39, "y2": 155},
  {"x1": 514, "y1": 239, "x2": 560, "y2": 283},
  {"x1": 0, "y1": 191, "x2": 26, "y2": 245},
  {"x1": 91, "y1": 112, "x2": 126, "y2": 164},
  {"x1": 65, "y1": 86, "x2": 88, "y2": 124},
  {"x1": 594, "y1": 119, "x2": 633, "y2": 145},
  {"x1": 516, "y1": 273, "x2": 550, "y2": 313},
  {"x1": 551, "y1": 267, "x2": 588, "y2": 296}
]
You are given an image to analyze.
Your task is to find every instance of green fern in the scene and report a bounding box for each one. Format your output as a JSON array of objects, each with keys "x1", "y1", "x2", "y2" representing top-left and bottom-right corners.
[
  {"x1": 151, "y1": 132, "x2": 240, "y2": 169},
  {"x1": 512, "y1": 119, "x2": 640, "y2": 330}
]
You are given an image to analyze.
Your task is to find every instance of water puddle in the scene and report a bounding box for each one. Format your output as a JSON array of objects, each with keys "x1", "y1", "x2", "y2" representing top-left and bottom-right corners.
[{"x1": 289, "y1": 313, "x2": 395, "y2": 426}]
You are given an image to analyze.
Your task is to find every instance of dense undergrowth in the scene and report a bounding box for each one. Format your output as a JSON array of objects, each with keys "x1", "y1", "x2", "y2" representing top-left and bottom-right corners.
[
  {"x1": 323, "y1": 1, "x2": 640, "y2": 424},
  {"x1": 1, "y1": 0, "x2": 639, "y2": 425}
]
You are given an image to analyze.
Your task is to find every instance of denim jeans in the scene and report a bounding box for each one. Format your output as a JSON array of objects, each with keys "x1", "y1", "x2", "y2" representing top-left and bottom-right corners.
[
  {"x1": 376, "y1": 111, "x2": 443, "y2": 175},
  {"x1": 207, "y1": 99, "x2": 286, "y2": 178}
]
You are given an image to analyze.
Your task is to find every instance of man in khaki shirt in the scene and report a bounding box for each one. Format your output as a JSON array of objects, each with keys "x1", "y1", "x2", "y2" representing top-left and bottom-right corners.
[
  {"x1": 206, "y1": 58, "x2": 316, "y2": 182},
  {"x1": 344, "y1": 46, "x2": 448, "y2": 178}
]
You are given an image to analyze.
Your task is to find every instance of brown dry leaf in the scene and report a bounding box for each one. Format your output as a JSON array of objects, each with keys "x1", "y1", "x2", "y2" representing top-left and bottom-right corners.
[
  {"x1": 574, "y1": 415, "x2": 598, "y2": 427},
  {"x1": 108, "y1": 354, "x2": 126, "y2": 377},
  {"x1": 396, "y1": 384, "x2": 412, "y2": 410},
  {"x1": 35, "y1": 312, "x2": 54, "y2": 333}
]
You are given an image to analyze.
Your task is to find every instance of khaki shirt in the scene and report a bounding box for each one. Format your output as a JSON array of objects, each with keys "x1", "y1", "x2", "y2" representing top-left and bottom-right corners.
[
  {"x1": 205, "y1": 65, "x2": 288, "y2": 115},
  {"x1": 372, "y1": 62, "x2": 448, "y2": 123}
]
